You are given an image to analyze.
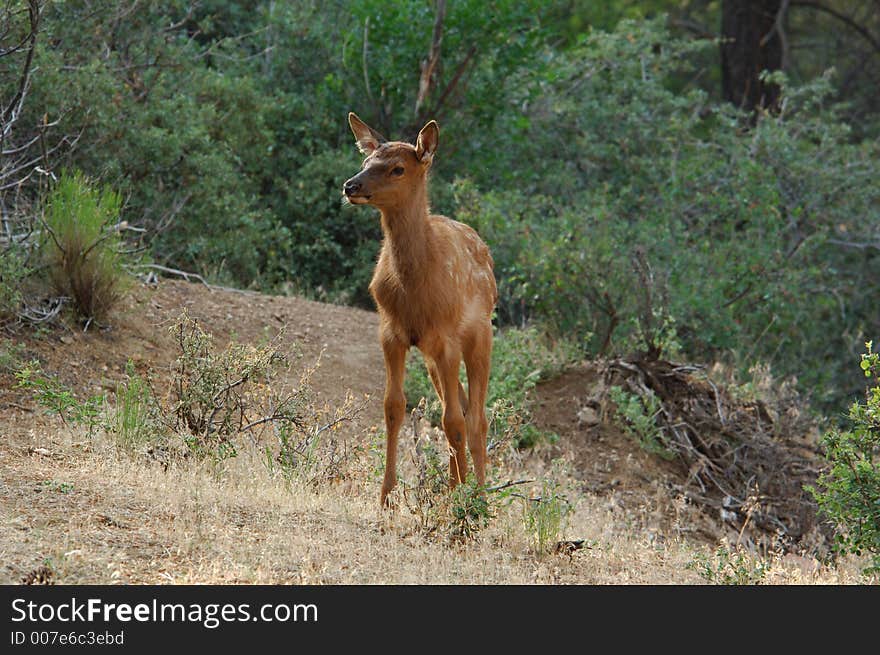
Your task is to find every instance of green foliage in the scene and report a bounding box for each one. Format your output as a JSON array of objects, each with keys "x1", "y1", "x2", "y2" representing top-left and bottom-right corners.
[
  {"x1": 9, "y1": 3, "x2": 878, "y2": 419},
  {"x1": 449, "y1": 479, "x2": 493, "y2": 540},
  {"x1": 14, "y1": 361, "x2": 103, "y2": 435},
  {"x1": 521, "y1": 478, "x2": 573, "y2": 554},
  {"x1": 809, "y1": 343, "x2": 880, "y2": 574},
  {"x1": 22, "y1": 0, "x2": 551, "y2": 299},
  {"x1": 689, "y1": 543, "x2": 770, "y2": 585},
  {"x1": 451, "y1": 20, "x2": 879, "y2": 409},
  {"x1": 41, "y1": 480, "x2": 75, "y2": 495},
  {"x1": 399, "y1": 438, "x2": 494, "y2": 540},
  {"x1": 26, "y1": 2, "x2": 290, "y2": 289},
  {"x1": 110, "y1": 360, "x2": 161, "y2": 451},
  {"x1": 0, "y1": 338, "x2": 25, "y2": 373},
  {"x1": 42, "y1": 172, "x2": 128, "y2": 322},
  {"x1": 608, "y1": 385, "x2": 674, "y2": 459}
]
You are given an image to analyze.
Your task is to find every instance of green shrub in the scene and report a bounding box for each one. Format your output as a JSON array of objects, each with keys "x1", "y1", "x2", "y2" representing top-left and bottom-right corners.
[
  {"x1": 169, "y1": 311, "x2": 288, "y2": 463},
  {"x1": 809, "y1": 343, "x2": 880, "y2": 574},
  {"x1": 449, "y1": 479, "x2": 493, "y2": 540},
  {"x1": 608, "y1": 385, "x2": 675, "y2": 460},
  {"x1": 42, "y1": 172, "x2": 128, "y2": 323},
  {"x1": 452, "y1": 21, "x2": 879, "y2": 410}
]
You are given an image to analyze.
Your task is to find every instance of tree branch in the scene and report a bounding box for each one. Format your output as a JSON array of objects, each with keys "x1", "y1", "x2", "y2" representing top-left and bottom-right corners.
[
  {"x1": 1, "y1": 1, "x2": 41, "y2": 134},
  {"x1": 415, "y1": 0, "x2": 446, "y2": 117},
  {"x1": 790, "y1": 1, "x2": 880, "y2": 54},
  {"x1": 362, "y1": 17, "x2": 374, "y2": 106},
  {"x1": 428, "y1": 45, "x2": 476, "y2": 123}
]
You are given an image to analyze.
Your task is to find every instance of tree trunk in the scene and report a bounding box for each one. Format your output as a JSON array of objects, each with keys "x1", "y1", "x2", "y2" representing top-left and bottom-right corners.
[{"x1": 721, "y1": 0, "x2": 785, "y2": 113}]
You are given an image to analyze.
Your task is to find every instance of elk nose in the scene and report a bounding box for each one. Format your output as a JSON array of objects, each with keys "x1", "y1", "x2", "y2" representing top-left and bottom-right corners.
[{"x1": 343, "y1": 179, "x2": 361, "y2": 195}]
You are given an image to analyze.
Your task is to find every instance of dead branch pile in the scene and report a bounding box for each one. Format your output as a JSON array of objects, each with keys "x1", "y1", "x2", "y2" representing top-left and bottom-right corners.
[{"x1": 601, "y1": 356, "x2": 830, "y2": 556}]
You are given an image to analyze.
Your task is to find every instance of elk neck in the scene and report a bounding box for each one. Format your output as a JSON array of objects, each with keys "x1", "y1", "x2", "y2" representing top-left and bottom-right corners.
[{"x1": 378, "y1": 183, "x2": 431, "y2": 284}]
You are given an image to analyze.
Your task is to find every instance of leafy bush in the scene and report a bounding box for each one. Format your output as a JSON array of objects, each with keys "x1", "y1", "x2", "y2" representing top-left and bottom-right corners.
[
  {"x1": 169, "y1": 311, "x2": 365, "y2": 471},
  {"x1": 451, "y1": 21, "x2": 879, "y2": 410},
  {"x1": 810, "y1": 343, "x2": 880, "y2": 574},
  {"x1": 449, "y1": 479, "x2": 493, "y2": 540},
  {"x1": 169, "y1": 311, "x2": 291, "y2": 462},
  {"x1": 14, "y1": 361, "x2": 103, "y2": 435},
  {"x1": 42, "y1": 172, "x2": 128, "y2": 323}
]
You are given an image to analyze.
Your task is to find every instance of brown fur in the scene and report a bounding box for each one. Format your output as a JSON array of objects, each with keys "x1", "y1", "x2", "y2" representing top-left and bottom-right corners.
[{"x1": 344, "y1": 112, "x2": 497, "y2": 506}]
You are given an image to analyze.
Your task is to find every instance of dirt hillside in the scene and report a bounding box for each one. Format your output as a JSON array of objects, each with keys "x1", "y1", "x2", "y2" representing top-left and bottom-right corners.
[{"x1": 5, "y1": 279, "x2": 386, "y2": 427}]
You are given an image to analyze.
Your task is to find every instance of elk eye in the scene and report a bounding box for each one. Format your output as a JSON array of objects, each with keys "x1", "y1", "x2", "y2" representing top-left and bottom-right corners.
[{"x1": 391, "y1": 166, "x2": 404, "y2": 176}]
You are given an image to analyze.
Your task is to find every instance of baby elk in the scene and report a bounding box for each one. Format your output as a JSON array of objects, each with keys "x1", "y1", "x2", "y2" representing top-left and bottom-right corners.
[{"x1": 343, "y1": 112, "x2": 497, "y2": 506}]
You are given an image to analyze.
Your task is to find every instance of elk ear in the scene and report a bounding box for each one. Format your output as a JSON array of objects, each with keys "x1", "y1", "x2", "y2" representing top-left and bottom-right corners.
[
  {"x1": 415, "y1": 120, "x2": 439, "y2": 165},
  {"x1": 348, "y1": 112, "x2": 386, "y2": 155}
]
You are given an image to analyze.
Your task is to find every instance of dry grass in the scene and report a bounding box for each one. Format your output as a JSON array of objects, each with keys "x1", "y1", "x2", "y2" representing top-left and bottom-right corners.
[
  {"x1": 0, "y1": 419, "x2": 868, "y2": 585},
  {"x1": 0, "y1": 279, "x2": 871, "y2": 585}
]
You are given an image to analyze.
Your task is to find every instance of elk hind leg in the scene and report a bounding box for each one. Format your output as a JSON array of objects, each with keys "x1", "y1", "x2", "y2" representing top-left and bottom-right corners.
[
  {"x1": 464, "y1": 324, "x2": 492, "y2": 488},
  {"x1": 427, "y1": 359, "x2": 467, "y2": 415}
]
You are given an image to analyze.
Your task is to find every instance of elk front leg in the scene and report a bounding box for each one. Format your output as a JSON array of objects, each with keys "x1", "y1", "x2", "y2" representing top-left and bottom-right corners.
[{"x1": 380, "y1": 336, "x2": 407, "y2": 507}]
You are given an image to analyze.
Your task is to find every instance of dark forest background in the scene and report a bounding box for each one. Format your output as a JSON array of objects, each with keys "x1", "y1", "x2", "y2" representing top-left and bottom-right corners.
[{"x1": 2, "y1": 1, "x2": 879, "y2": 415}]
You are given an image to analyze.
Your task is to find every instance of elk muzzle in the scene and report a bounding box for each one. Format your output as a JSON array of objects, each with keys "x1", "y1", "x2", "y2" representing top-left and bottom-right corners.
[{"x1": 343, "y1": 176, "x2": 370, "y2": 203}]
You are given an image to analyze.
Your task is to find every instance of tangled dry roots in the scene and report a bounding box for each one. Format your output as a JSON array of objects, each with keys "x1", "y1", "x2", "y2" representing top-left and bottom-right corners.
[{"x1": 601, "y1": 357, "x2": 831, "y2": 556}]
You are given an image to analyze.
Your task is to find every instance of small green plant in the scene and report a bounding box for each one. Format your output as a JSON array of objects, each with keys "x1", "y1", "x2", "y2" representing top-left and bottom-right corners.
[
  {"x1": 42, "y1": 171, "x2": 128, "y2": 323},
  {"x1": 398, "y1": 418, "x2": 495, "y2": 539},
  {"x1": 42, "y1": 480, "x2": 75, "y2": 494},
  {"x1": 689, "y1": 543, "x2": 770, "y2": 585},
  {"x1": 0, "y1": 338, "x2": 25, "y2": 373},
  {"x1": 449, "y1": 478, "x2": 492, "y2": 539},
  {"x1": 608, "y1": 385, "x2": 674, "y2": 459},
  {"x1": 809, "y1": 342, "x2": 880, "y2": 574},
  {"x1": 522, "y1": 478, "x2": 573, "y2": 554},
  {"x1": 0, "y1": 246, "x2": 29, "y2": 324},
  {"x1": 15, "y1": 361, "x2": 103, "y2": 434},
  {"x1": 111, "y1": 359, "x2": 161, "y2": 450}
]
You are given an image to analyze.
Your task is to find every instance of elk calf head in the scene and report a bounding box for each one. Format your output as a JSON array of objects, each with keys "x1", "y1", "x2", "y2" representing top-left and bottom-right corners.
[{"x1": 343, "y1": 112, "x2": 439, "y2": 210}]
